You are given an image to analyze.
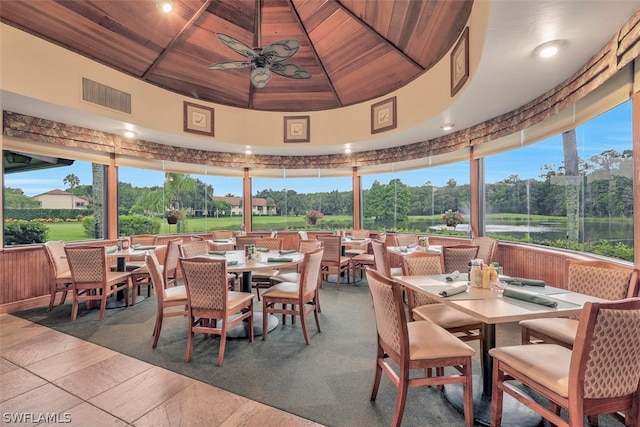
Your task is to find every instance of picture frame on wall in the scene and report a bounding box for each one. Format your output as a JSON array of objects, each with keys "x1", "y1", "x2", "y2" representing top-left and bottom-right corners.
[
  {"x1": 284, "y1": 116, "x2": 310, "y2": 142},
  {"x1": 183, "y1": 101, "x2": 214, "y2": 136},
  {"x1": 450, "y1": 26, "x2": 469, "y2": 97},
  {"x1": 371, "y1": 96, "x2": 397, "y2": 134}
]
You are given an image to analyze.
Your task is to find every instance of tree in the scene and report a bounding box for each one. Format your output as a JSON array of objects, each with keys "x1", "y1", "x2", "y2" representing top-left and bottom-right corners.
[
  {"x1": 4, "y1": 187, "x2": 39, "y2": 208},
  {"x1": 63, "y1": 173, "x2": 80, "y2": 209}
]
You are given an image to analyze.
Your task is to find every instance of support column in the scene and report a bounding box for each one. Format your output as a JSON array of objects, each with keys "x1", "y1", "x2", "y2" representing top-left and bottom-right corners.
[
  {"x1": 352, "y1": 167, "x2": 361, "y2": 229},
  {"x1": 469, "y1": 147, "x2": 482, "y2": 238},
  {"x1": 107, "y1": 153, "x2": 118, "y2": 239},
  {"x1": 633, "y1": 58, "x2": 640, "y2": 268},
  {"x1": 243, "y1": 167, "x2": 252, "y2": 232}
]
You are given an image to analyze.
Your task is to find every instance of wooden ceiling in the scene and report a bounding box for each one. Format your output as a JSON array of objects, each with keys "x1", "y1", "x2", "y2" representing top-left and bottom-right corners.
[{"x1": 0, "y1": 0, "x2": 472, "y2": 112}]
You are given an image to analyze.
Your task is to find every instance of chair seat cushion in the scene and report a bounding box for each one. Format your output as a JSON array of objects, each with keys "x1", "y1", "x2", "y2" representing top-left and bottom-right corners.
[
  {"x1": 56, "y1": 270, "x2": 73, "y2": 280},
  {"x1": 252, "y1": 269, "x2": 280, "y2": 280},
  {"x1": 413, "y1": 304, "x2": 480, "y2": 329},
  {"x1": 270, "y1": 272, "x2": 300, "y2": 284},
  {"x1": 390, "y1": 267, "x2": 403, "y2": 276},
  {"x1": 164, "y1": 285, "x2": 187, "y2": 301},
  {"x1": 519, "y1": 318, "x2": 578, "y2": 345},
  {"x1": 344, "y1": 249, "x2": 365, "y2": 256},
  {"x1": 106, "y1": 271, "x2": 131, "y2": 283},
  {"x1": 407, "y1": 320, "x2": 475, "y2": 360},
  {"x1": 261, "y1": 282, "x2": 299, "y2": 299},
  {"x1": 489, "y1": 344, "x2": 571, "y2": 397},
  {"x1": 227, "y1": 291, "x2": 254, "y2": 311},
  {"x1": 352, "y1": 253, "x2": 374, "y2": 263}
]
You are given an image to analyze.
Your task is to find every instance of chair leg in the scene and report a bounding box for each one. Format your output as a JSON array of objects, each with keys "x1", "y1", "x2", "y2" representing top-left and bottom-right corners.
[
  {"x1": 370, "y1": 348, "x2": 384, "y2": 401},
  {"x1": 48, "y1": 289, "x2": 57, "y2": 312},
  {"x1": 185, "y1": 316, "x2": 194, "y2": 362},
  {"x1": 262, "y1": 302, "x2": 269, "y2": 341},
  {"x1": 392, "y1": 366, "x2": 410, "y2": 427},
  {"x1": 60, "y1": 289, "x2": 68, "y2": 306},
  {"x1": 463, "y1": 360, "x2": 474, "y2": 427},
  {"x1": 300, "y1": 309, "x2": 310, "y2": 345},
  {"x1": 152, "y1": 311, "x2": 163, "y2": 348},
  {"x1": 71, "y1": 292, "x2": 79, "y2": 322},
  {"x1": 218, "y1": 320, "x2": 228, "y2": 366},
  {"x1": 491, "y1": 360, "x2": 504, "y2": 427}
]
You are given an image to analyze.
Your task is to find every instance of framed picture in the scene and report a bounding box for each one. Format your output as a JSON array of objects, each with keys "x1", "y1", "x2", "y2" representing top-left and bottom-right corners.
[
  {"x1": 284, "y1": 116, "x2": 310, "y2": 143},
  {"x1": 183, "y1": 101, "x2": 214, "y2": 136},
  {"x1": 450, "y1": 26, "x2": 469, "y2": 97},
  {"x1": 371, "y1": 96, "x2": 397, "y2": 134}
]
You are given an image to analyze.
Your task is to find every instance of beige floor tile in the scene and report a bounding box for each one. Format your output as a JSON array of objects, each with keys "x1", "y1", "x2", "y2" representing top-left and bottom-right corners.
[
  {"x1": 53, "y1": 353, "x2": 153, "y2": 400},
  {"x1": 0, "y1": 316, "x2": 53, "y2": 350},
  {"x1": 2, "y1": 332, "x2": 85, "y2": 366},
  {"x1": 220, "y1": 400, "x2": 322, "y2": 427},
  {"x1": 0, "y1": 363, "x2": 48, "y2": 402},
  {"x1": 0, "y1": 383, "x2": 82, "y2": 426},
  {"x1": 89, "y1": 366, "x2": 193, "y2": 423},
  {"x1": 0, "y1": 357, "x2": 19, "y2": 374},
  {"x1": 134, "y1": 380, "x2": 250, "y2": 427},
  {"x1": 27, "y1": 341, "x2": 117, "y2": 381},
  {"x1": 46, "y1": 402, "x2": 128, "y2": 427}
]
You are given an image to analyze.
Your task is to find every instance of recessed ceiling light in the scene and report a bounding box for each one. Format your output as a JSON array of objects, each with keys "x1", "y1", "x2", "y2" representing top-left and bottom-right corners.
[
  {"x1": 440, "y1": 123, "x2": 455, "y2": 131},
  {"x1": 533, "y1": 40, "x2": 565, "y2": 58},
  {"x1": 156, "y1": 0, "x2": 173, "y2": 13},
  {"x1": 245, "y1": 149, "x2": 252, "y2": 155},
  {"x1": 123, "y1": 130, "x2": 137, "y2": 138},
  {"x1": 344, "y1": 147, "x2": 352, "y2": 154}
]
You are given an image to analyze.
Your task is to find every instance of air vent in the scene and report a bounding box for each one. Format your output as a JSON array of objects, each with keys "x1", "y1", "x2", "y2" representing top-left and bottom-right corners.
[{"x1": 82, "y1": 78, "x2": 131, "y2": 114}]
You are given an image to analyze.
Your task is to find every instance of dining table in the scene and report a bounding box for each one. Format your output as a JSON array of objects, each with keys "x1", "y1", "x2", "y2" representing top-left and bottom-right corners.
[{"x1": 393, "y1": 273, "x2": 607, "y2": 426}]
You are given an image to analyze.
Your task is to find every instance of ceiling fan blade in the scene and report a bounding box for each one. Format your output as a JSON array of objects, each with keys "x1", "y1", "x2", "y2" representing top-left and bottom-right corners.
[
  {"x1": 262, "y1": 39, "x2": 301, "y2": 63},
  {"x1": 207, "y1": 61, "x2": 252, "y2": 70},
  {"x1": 270, "y1": 62, "x2": 311, "y2": 79},
  {"x1": 215, "y1": 33, "x2": 258, "y2": 58}
]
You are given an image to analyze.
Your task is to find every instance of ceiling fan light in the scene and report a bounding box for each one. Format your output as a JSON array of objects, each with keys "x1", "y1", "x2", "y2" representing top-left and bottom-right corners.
[{"x1": 251, "y1": 67, "x2": 272, "y2": 88}]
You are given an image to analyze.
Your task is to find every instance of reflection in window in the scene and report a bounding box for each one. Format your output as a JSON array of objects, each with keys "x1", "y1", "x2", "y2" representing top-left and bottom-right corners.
[{"x1": 484, "y1": 101, "x2": 633, "y2": 261}]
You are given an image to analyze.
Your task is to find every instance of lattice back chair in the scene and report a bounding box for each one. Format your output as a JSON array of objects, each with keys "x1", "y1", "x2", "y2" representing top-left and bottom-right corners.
[
  {"x1": 64, "y1": 245, "x2": 131, "y2": 321},
  {"x1": 491, "y1": 298, "x2": 640, "y2": 427},
  {"x1": 401, "y1": 251, "x2": 444, "y2": 310},
  {"x1": 371, "y1": 238, "x2": 402, "y2": 277},
  {"x1": 254, "y1": 237, "x2": 283, "y2": 251},
  {"x1": 366, "y1": 268, "x2": 475, "y2": 427},
  {"x1": 163, "y1": 238, "x2": 183, "y2": 287},
  {"x1": 180, "y1": 257, "x2": 254, "y2": 366},
  {"x1": 273, "y1": 231, "x2": 301, "y2": 251},
  {"x1": 235, "y1": 235, "x2": 258, "y2": 250},
  {"x1": 251, "y1": 238, "x2": 285, "y2": 299},
  {"x1": 392, "y1": 234, "x2": 419, "y2": 246},
  {"x1": 344, "y1": 229, "x2": 371, "y2": 257},
  {"x1": 179, "y1": 240, "x2": 209, "y2": 258},
  {"x1": 43, "y1": 240, "x2": 73, "y2": 311},
  {"x1": 520, "y1": 260, "x2": 638, "y2": 348},
  {"x1": 262, "y1": 248, "x2": 324, "y2": 344},
  {"x1": 317, "y1": 235, "x2": 351, "y2": 289},
  {"x1": 471, "y1": 236, "x2": 498, "y2": 265},
  {"x1": 212, "y1": 230, "x2": 234, "y2": 239},
  {"x1": 146, "y1": 250, "x2": 187, "y2": 349},
  {"x1": 442, "y1": 245, "x2": 479, "y2": 274}
]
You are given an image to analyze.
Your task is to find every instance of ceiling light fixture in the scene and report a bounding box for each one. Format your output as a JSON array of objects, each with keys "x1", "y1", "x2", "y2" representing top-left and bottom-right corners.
[
  {"x1": 156, "y1": 0, "x2": 173, "y2": 13},
  {"x1": 533, "y1": 40, "x2": 565, "y2": 58},
  {"x1": 344, "y1": 147, "x2": 352, "y2": 154},
  {"x1": 440, "y1": 123, "x2": 455, "y2": 131},
  {"x1": 123, "y1": 130, "x2": 137, "y2": 138}
]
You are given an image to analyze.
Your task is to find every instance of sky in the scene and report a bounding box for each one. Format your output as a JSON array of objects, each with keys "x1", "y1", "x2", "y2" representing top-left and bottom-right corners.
[{"x1": 5, "y1": 101, "x2": 631, "y2": 198}]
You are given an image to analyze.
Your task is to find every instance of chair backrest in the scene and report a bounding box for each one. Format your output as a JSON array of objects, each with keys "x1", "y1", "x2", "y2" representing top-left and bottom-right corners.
[
  {"x1": 146, "y1": 251, "x2": 165, "y2": 306},
  {"x1": 131, "y1": 234, "x2": 157, "y2": 246},
  {"x1": 273, "y1": 231, "x2": 301, "y2": 250},
  {"x1": 64, "y1": 246, "x2": 106, "y2": 284},
  {"x1": 298, "y1": 239, "x2": 323, "y2": 253},
  {"x1": 189, "y1": 235, "x2": 204, "y2": 241},
  {"x1": 317, "y1": 235, "x2": 341, "y2": 263},
  {"x1": 235, "y1": 235, "x2": 258, "y2": 250},
  {"x1": 298, "y1": 230, "x2": 309, "y2": 240},
  {"x1": 376, "y1": 232, "x2": 387, "y2": 243},
  {"x1": 43, "y1": 240, "x2": 70, "y2": 277},
  {"x1": 392, "y1": 234, "x2": 418, "y2": 246},
  {"x1": 570, "y1": 298, "x2": 640, "y2": 401},
  {"x1": 212, "y1": 230, "x2": 234, "y2": 239},
  {"x1": 163, "y1": 238, "x2": 183, "y2": 286},
  {"x1": 401, "y1": 251, "x2": 444, "y2": 276},
  {"x1": 180, "y1": 257, "x2": 229, "y2": 313},
  {"x1": 442, "y1": 245, "x2": 479, "y2": 273},
  {"x1": 566, "y1": 259, "x2": 638, "y2": 300},
  {"x1": 179, "y1": 240, "x2": 209, "y2": 258},
  {"x1": 366, "y1": 268, "x2": 408, "y2": 362},
  {"x1": 371, "y1": 239, "x2": 390, "y2": 276},
  {"x1": 300, "y1": 248, "x2": 324, "y2": 299},
  {"x1": 471, "y1": 236, "x2": 498, "y2": 264},
  {"x1": 351, "y1": 229, "x2": 370, "y2": 238},
  {"x1": 255, "y1": 237, "x2": 283, "y2": 250}
]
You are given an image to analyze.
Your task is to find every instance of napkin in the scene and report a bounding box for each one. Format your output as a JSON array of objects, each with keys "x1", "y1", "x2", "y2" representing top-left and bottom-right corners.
[
  {"x1": 106, "y1": 248, "x2": 117, "y2": 254},
  {"x1": 132, "y1": 245, "x2": 155, "y2": 250},
  {"x1": 256, "y1": 247, "x2": 270, "y2": 252},
  {"x1": 503, "y1": 288, "x2": 557, "y2": 307},
  {"x1": 279, "y1": 249, "x2": 296, "y2": 255},
  {"x1": 407, "y1": 243, "x2": 418, "y2": 248},
  {"x1": 267, "y1": 257, "x2": 293, "y2": 262},
  {"x1": 349, "y1": 237, "x2": 366, "y2": 240},
  {"x1": 226, "y1": 260, "x2": 239, "y2": 266},
  {"x1": 439, "y1": 284, "x2": 468, "y2": 297},
  {"x1": 399, "y1": 246, "x2": 408, "y2": 253},
  {"x1": 445, "y1": 270, "x2": 461, "y2": 281},
  {"x1": 213, "y1": 239, "x2": 230, "y2": 243},
  {"x1": 209, "y1": 250, "x2": 226, "y2": 255},
  {"x1": 500, "y1": 276, "x2": 546, "y2": 287}
]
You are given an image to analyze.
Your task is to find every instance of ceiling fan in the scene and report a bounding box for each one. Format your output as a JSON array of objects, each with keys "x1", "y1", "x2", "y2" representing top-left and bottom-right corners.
[{"x1": 206, "y1": 1, "x2": 311, "y2": 88}]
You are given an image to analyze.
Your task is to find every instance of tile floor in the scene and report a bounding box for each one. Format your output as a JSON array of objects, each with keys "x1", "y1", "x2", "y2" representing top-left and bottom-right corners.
[{"x1": 0, "y1": 313, "x2": 322, "y2": 426}]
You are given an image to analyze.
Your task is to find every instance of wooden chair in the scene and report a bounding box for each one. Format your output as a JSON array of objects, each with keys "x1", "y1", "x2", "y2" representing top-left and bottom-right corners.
[
  {"x1": 471, "y1": 236, "x2": 499, "y2": 265},
  {"x1": 250, "y1": 237, "x2": 284, "y2": 300},
  {"x1": 344, "y1": 229, "x2": 370, "y2": 257},
  {"x1": 180, "y1": 257, "x2": 254, "y2": 366},
  {"x1": 366, "y1": 268, "x2": 475, "y2": 427},
  {"x1": 262, "y1": 247, "x2": 324, "y2": 344},
  {"x1": 351, "y1": 232, "x2": 384, "y2": 282},
  {"x1": 179, "y1": 240, "x2": 209, "y2": 258},
  {"x1": 124, "y1": 234, "x2": 158, "y2": 271},
  {"x1": 317, "y1": 235, "x2": 351, "y2": 289},
  {"x1": 442, "y1": 245, "x2": 479, "y2": 274},
  {"x1": 273, "y1": 231, "x2": 301, "y2": 251},
  {"x1": 371, "y1": 238, "x2": 402, "y2": 277},
  {"x1": 43, "y1": 240, "x2": 73, "y2": 311},
  {"x1": 145, "y1": 249, "x2": 187, "y2": 348},
  {"x1": 520, "y1": 260, "x2": 638, "y2": 348},
  {"x1": 235, "y1": 235, "x2": 258, "y2": 250},
  {"x1": 490, "y1": 298, "x2": 640, "y2": 427},
  {"x1": 212, "y1": 229, "x2": 234, "y2": 239},
  {"x1": 401, "y1": 251, "x2": 482, "y2": 342},
  {"x1": 391, "y1": 233, "x2": 419, "y2": 247},
  {"x1": 64, "y1": 245, "x2": 131, "y2": 321}
]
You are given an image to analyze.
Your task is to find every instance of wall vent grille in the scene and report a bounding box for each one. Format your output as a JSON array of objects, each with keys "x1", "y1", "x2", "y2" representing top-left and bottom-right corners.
[{"x1": 82, "y1": 78, "x2": 131, "y2": 114}]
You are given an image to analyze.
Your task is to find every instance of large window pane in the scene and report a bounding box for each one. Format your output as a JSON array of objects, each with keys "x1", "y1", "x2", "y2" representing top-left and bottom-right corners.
[{"x1": 484, "y1": 101, "x2": 633, "y2": 261}]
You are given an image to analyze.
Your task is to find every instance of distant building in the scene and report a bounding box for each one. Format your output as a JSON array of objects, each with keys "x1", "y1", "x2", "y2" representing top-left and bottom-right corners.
[
  {"x1": 211, "y1": 196, "x2": 276, "y2": 216},
  {"x1": 32, "y1": 189, "x2": 89, "y2": 209}
]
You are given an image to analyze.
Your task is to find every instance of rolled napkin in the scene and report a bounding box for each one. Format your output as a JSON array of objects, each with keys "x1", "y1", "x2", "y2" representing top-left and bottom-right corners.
[
  {"x1": 213, "y1": 239, "x2": 230, "y2": 243},
  {"x1": 500, "y1": 276, "x2": 546, "y2": 287},
  {"x1": 349, "y1": 237, "x2": 365, "y2": 240},
  {"x1": 503, "y1": 288, "x2": 557, "y2": 307},
  {"x1": 256, "y1": 247, "x2": 270, "y2": 252},
  {"x1": 399, "y1": 246, "x2": 408, "y2": 253},
  {"x1": 439, "y1": 284, "x2": 468, "y2": 297},
  {"x1": 106, "y1": 248, "x2": 117, "y2": 254},
  {"x1": 267, "y1": 257, "x2": 293, "y2": 263},
  {"x1": 209, "y1": 250, "x2": 226, "y2": 255},
  {"x1": 132, "y1": 245, "x2": 155, "y2": 250},
  {"x1": 226, "y1": 260, "x2": 239, "y2": 266},
  {"x1": 279, "y1": 249, "x2": 296, "y2": 255},
  {"x1": 445, "y1": 270, "x2": 461, "y2": 282}
]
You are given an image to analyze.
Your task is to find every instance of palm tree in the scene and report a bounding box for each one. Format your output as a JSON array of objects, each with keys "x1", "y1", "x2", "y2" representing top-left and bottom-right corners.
[{"x1": 63, "y1": 173, "x2": 80, "y2": 209}]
